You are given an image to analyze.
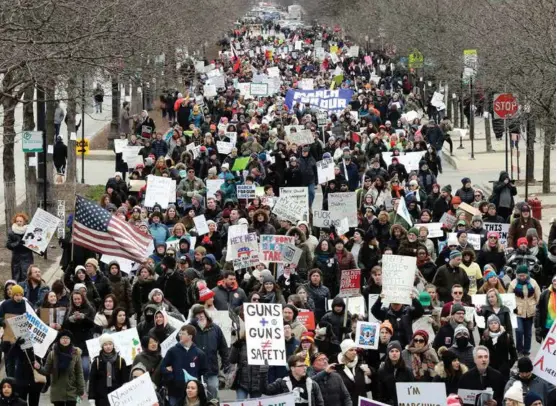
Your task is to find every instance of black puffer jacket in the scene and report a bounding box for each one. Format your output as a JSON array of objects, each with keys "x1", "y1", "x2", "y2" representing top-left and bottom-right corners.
[
  {"x1": 305, "y1": 281, "x2": 330, "y2": 322},
  {"x1": 320, "y1": 296, "x2": 351, "y2": 340},
  {"x1": 376, "y1": 361, "x2": 414, "y2": 405},
  {"x1": 371, "y1": 297, "x2": 424, "y2": 348},
  {"x1": 190, "y1": 318, "x2": 230, "y2": 376},
  {"x1": 131, "y1": 277, "x2": 158, "y2": 317},
  {"x1": 310, "y1": 370, "x2": 352, "y2": 406},
  {"x1": 6, "y1": 228, "x2": 34, "y2": 282},
  {"x1": 107, "y1": 265, "x2": 132, "y2": 315},
  {"x1": 230, "y1": 339, "x2": 261, "y2": 394}
]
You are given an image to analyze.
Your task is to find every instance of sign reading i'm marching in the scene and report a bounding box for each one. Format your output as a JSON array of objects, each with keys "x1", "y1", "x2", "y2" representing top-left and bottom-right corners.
[
  {"x1": 244, "y1": 303, "x2": 286, "y2": 366},
  {"x1": 339, "y1": 269, "x2": 361, "y2": 298}
]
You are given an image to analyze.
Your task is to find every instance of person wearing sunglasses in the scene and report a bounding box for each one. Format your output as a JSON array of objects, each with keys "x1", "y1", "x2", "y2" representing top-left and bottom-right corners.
[
  {"x1": 440, "y1": 284, "x2": 469, "y2": 319},
  {"x1": 401, "y1": 330, "x2": 439, "y2": 381},
  {"x1": 259, "y1": 353, "x2": 324, "y2": 406}
]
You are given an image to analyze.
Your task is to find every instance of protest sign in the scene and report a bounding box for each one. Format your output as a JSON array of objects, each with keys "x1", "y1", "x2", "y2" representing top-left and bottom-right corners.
[
  {"x1": 532, "y1": 321, "x2": 555, "y2": 385},
  {"x1": 161, "y1": 324, "x2": 186, "y2": 357},
  {"x1": 129, "y1": 180, "x2": 146, "y2": 192},
  {"x1": 237, "y1": 184, "x2": 256, "y2": 199},
  {"x1": 348, "y1": 45, "x2": 360, "y2": 57},
  {"x1": 459, "y1": 202, "x2": 481, "y2": 219},
  {"x1": 203, "y1": 84, "x2": 217, "y2": 98},
  {"x1": 327, "y1": 296, "x2": 366, "y2": 317},
  {"x1": 382, "y1": 151, "x2": 426, "y2": 172},
  {"x1": 299, "y1": 78, "x2": 314, "y2": 90},
  {"x1": 396, "y1": 197, "x2": 414, "y2": 226},
  {"x1": 108, "y1": 372, "x2": 158, "y2": 406},
  {"x1": 278, "y1": 187, "x2": 309, "y2": 219},
  {"x1": 250, "y1": 83, "x2": 269, "y2": 96},
  {"x1": 22, "y1": 208, "x2": 60, "y2": 254},
  {"x1": 206, "y1": 179, "x2": 224, "y2": 199},
  {"x1": 244, "y1": 303, "x2": 286, "y2": 366},
  {"x1": 316, "y1": 158, "x2": 334, "y2": 184},
  {"x1": 216, "y1": 140, "x2": 234, "y2": 154},
  {"x1": 238, "y1": 82, "x2": 252, "y2": 97},
  {"x1": 467, "y1": 233, "x2": 481, "y2": 250},
  {"x1": 396, "y1": 382, "x2": 446, "y2": 406},
  {"x1": 355, "y1": 321, "x2": 379, "y2": 350},
  {"x1": 368, "y1": 294, "x2": 387, "y2": 323},
  {"x1": 226, "y1": 224, "x2": 249, "y2": 260},
  {"x1": 484, "y1": 223, "x2": 509, "y2": 246},
  {"x1": 297, "y1": 310, "x2": 315, "y2": 331},
  {"x1": 358, "y1": 396, "x2": 390, "y2": 406},
  {"x1": 280, "y1": 243, "x2": 302, "y2": 265},
  {"x1": 414, "y1": 222, "x2": 443, "y2": 238},
  {"x1": 440, "y1": 212, "x2": 457, "y2": 230},
  {"x1": 100, "y1": 254, "x2": 136, "y2": 274},
  {"x1": 231, "y1": 156, "x2": 250, "y2": 171},
  {"x1": 121, "y1": 146, "x2": 142, "y2": 166},
  {"x1": 381, "y1": 255, "x2": 416, "y2": 305},
  {"x1": 364, "y1": 55, "x2": 373, "y2": 66},
  {"x1": 24, "y1": 302, "x2": 59, "y2": 358},
  {"x1": 285, "y1": 89, "x2": 354, "y2": 114},
  {"x1": 193, "y1": 215, "x2": 209, "y2": 235},
  {"x1": 312, "y1": 210, "x2": 340, "y2": 228},
  {"x1": 39, "y1": 307, "x2": 66, "y2": 326},
  {"x1": 6, "y1": 315, "x2": 33, "y2": 349},
  {"x1": 213, "y1": 311, "x2": 233, "y2": 347},
  {"x1": 337, "y1": 217, "x2": 350, "y2": 236},
  {"x1": 56, "y1": 200, "x2": 65, "y2": 239},
  {"x1": 260, "y1": 235, "x2": 296, "y2": 263},
  {"x1": 272, "y1": 195, "x2": 305, "y2": 224},
  {"x1": 144, "y1": 175, "x2": 175, "y2": 209},
  {"x1": 86, "y1": 328, "x2": 142, "y2": 365},
  {"x1": 186, "y1": 142, "x2": 201, "y2": 159},
  {"x1": 114, "y1": 139, "x2": 127, "y2": 154},
  {"x1": 221, "y1": 393, "x2": 295, "y2": 406},
  {"x1": 472, "y1": 293, "x2": 517, "y2": 328},
  {"x1": 339, "y1": 269, "x2": 361, "y2": 298},
  {"x1": 286, "y1": 129, "x2": 314, "y2": 146},
  {"x1": 328, "y1": 192, "x2": 357, "y2": 227},
  {"x1": 412, "y1": 315, "x2": 435, "y2": 340},
  {"x1": 458, "y1": 389, "x2": 486, "y2": 405},
  {"x1": 267, "y1": 66, "x2": 280, "y2": 77},
  {"x1": 230, "y1": 233, "x2": 260, "y2": 270}
]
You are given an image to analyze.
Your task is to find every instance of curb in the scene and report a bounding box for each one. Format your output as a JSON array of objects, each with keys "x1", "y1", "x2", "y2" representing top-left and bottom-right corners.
[
  {"x1": 85, "y1": 150, "x2": 115, "y2": 160},
  {"x1": 43, "y1": 254, "x2": 63, "y2": 286},
  {"x1": 442, "y1": 150, "x2": 458, "y2": 170}
]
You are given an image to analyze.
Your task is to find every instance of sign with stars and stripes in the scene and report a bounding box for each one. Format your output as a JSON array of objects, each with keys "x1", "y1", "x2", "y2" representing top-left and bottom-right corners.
[{"x1": 72, "y1": 195, "x2": 152, "y2": 261}]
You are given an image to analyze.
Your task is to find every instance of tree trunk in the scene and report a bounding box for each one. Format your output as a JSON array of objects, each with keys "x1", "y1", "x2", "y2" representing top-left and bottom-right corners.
[
  {"x1": 23, "y1": 85, "x2": 38, "y2": 215},
  {"x1": 66, "y1": 77, "x2": 78, "y2": 184},
  {"x1": 542, "y1": 124, "x2": 553, "y2": 194},
  {"x1": 2, "y1": 88, "x2": 18, "y2": 235},
  {"x1": 446, "y1": 84, "x2": 452, "y2": 122},
  {"x1": 45, "y1": 81, "x2": 56, "y2": 212},
  {"x1": 484, "y1": 116, "x2": 493, "y2": 152},
  {"x1": 526, "y1": 116, "x2": 536, "y2": 181},
  {"x1": 131, "y1": 80, "x2": 141, "y2": 116},
  {"x1": 108, "y1": 76, "x2": 120, "y2": 148}
]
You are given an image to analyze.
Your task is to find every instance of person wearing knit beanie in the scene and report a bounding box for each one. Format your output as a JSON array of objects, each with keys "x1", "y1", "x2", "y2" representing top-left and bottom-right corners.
[
  {"x1": 99, "y1": 333, "x2": 114, "y2": 347},
  {"x1": 197, "y1": 282, "x2": 215, "y2": 303},
  {"x1": 447, "y1": 394, "x2": 461, "y2": 406},
  {"x1": 487, "y1": 314, "x2": 501, "y2": 327},
  {"x1": 10, "y1": 284, "x2": 24, "y2": 297},
  {"x1": 517, "y1": 237, "x2": 529, "y2": 249},
  {"x1": 407, "y1": 227, "x2": 419, "y2": 237},
  {"x1": 504, "y1": 381, "x2": 525, "y2": 406},
  {"x1": 340, "y1": 338, "x2": 357, "y2": 356},
  {"x1": 450, "y1": 250, "x2": 462, "y2": 260},
  {"x1": 451, "y1": 303, "x2": 465, "y2": 315},
  {"x1": 412, "y1": 329, "x2": 429, "y2": 345},
  {"x1": 453, "y1": 324, "x2": 470, "y2": 338},
  {"x1": 524, "y1": 391, "x2": 543, "y2": 406},
  {"x1": 517, "y1": 356, "x2": 533, "y2": 373},
  {"x1": 73, "y1": 283, "x2": 87, "y2": 293},
  {"x1": 148, "y1": 288, "x2": 164, "y2": 302},
  {"x1": 387, "y1": 340, "x2": 402, "y2": 353},
  {"x1": 516, "y1": 264, "x2": 529, "y2": 275},
  {"x1": 442, "y1": 185, "x2": 452, "y2": 194},
  {"x1": 85, "y1": 258, "x2": 99, "y2": 270},
  {"x1": 483, "y1": 269, "x2": 498, "y2": 282}
]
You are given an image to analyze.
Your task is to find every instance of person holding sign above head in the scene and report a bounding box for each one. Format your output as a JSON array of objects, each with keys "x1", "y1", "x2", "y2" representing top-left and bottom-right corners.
[{"x1": 88, "y1": 334, "x2": 129, "y2": 406}]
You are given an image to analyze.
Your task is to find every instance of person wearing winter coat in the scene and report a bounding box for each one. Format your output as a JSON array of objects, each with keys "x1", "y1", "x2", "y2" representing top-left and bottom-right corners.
[
  {"x1": 459, "y1": 248, "x2": 483, "y2": 296},
  {"x1": 286, "y1": 227, "x2": 313, "y2": 281},
  {"x1": 305, "y1": 269, "x2": 331, "y2": 322},
  {"x1": 454, "y1": 177, "x2": 475, "y2": 204},
  {"x1": 508, "y1": 265, "x2": 541, "y2": 356},
  {"x1": 448, "y1": 325, "x2": 475, "y2": 369},
  {"x1": 398, "y1": 227, "x2": 425, "y2": 257},
  {"x1": 106, "y1": 261, "x2": 132, "y2": 316},
  {"x1": 7, "y1": 213, "x2": 34, "y2": 282},
  {"x1": 401, "y1": 330, "x2": 439, "y2": 381},
  {"x1": 376, "y1": 341, "x2": 414, "y2": 405},
  {"x1": 432, "y1": 303, "x2": 475, "y2": 350},
  {"x1": 477, "y1": 231, "x2": 507, "y2": 272},
  {"x1": 64, "y1": 264, "x2": 101, "y2": 308},
  {"x1": 94, "y1": 294, "x2": 117, "y2": 333},
  {"x1": 491, "y1": 171, "x2": 518, "y2": 219},
  {"x1": 387, "y1": 156, "x2": 408, "y2": 183},
  {"x1": 535, "y1": 275, "x2": 556, "y2": 342},
  {"x1": 63, "y1": 290, "x2": 96, "y2": 381},
  {"x1": 88, "y1": 334, "x2": 128, "y2": 406},
  {"x1": 283, "y1": 304, "x2": 307, "y2": 341},
  {"x1": 312, "y1": 240, "x2": 340, "y2": 298},
  {"x1": 433, "y1": 251, "x2": 470, "y2": 303},
  {"x1": 157, "y1": 256, "x2": 187, "y2": 315},
  {"x1": 259, "y1": 353, "x2": 324, "y2": 406},
  {"x1": 252, "y1": 209, "x2": 276, "y2": 236},
  {"x1": 504, "y1": 357, "x2": 556, "y2": 406},
  {"x1": 508, "y1": 205, "x2": 543, "y2": 249},
  {"x1": 145, "y1": 288, "x2": 181, "y2": 319},
  {"x1": 131, "y1": 335, "x2": 162, "y2": 386},
  {"x1": 84, "y1": 258, "x2": 112, "y2": 303},
  {"x1": 417, "y1": 160, "x2": 437, "y2": 194},
  {"x1": 0, "y1": 284, "x2": 27, "y2": 378},
  {"x1": 20, "y1": 265, "x2": 50, "y2": 310},
  {"x1": 230, "y1": 335, "x2": 262, "y2": 400},
  {"x1": 371, "y1": 294, "x2": 424, "y2": 348},
  {"x1": 258, "y1": 274, "x2": 286, "y2": 305},
  {"x1": 212, "y1": 270, "x2": 248, "y2": 311},
  {"x1": 433, "y1": 347, "x2": 468, "y2": 396},
  {"x1": 35, "y1": 330, "x2": 85, "y2": 404},
  {"x1": 189, "y1": 305, "x2": 229, "y2": 399},
  {"x1": 336, "y1": 339, "x2": 374, "y2": 405},
  {"x1": 148, "y1": 310, "x2": 176, "y2": 343},
  {"x1": 478, "y1": 288, "x2": 514, "y2": 338},
  {"x1": 480, "y1": 314, "x2": 517, "y2": 380},
  {"x1": 0, "y1": 378, "x2": 27, "y2": 406},
  {"x1": 321, "y1": 296, "x2": 351, "y2": 341},
  {"x1": 131, "y1": 264, "x2": 157, "y2": 317},
  {"x1": 308, "y1": 352, "x2": 352, "y2": 406},
  {"x1": 136, "y1": 304, "x2": 157, "y2": 340},
  {"x1": 417, "y1": 246, "x2": 437, "y2": 283}
]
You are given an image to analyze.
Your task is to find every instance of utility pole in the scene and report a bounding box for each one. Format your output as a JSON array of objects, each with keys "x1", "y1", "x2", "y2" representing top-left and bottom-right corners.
[
  {"x1": 81, "y1": 79, "x2": 85, "y2": 184},
  {"x1": 469, "y1": 79, "x2": 475, "y2": 159},
  {"x1": 36, "y1": 85, "x2": 47, "y2": 210}
]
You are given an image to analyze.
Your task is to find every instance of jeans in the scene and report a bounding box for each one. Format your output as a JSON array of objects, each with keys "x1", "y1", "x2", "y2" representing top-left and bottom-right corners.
[
  {"x1": 236, "y1": 388, "x2": 261, "y2": 400},
  {"x1": 516, "y1": 316, "x2": 534, "y2": 354},
  {"x1": 206, "y1": 374, "x2": 219, "y2": 399},
  {"x1": 81, "y1": 355, "x2": 90, "y2": 382},
  {"x1": 95, "y1": 101, "x2": 102, "y2": 113},
  {"x1": 308, "y1": 183, "x2": 315, "y2": 209}
]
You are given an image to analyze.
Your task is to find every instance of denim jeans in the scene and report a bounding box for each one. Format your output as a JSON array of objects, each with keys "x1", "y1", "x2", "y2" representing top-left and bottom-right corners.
[
  {"x1": 308, "y1": 183, "x2": 316, "y2": 209},
  {"x1": 81, "y1": 355, "x2": 90, "y2": 382},
  {"x1": 516, "y1": 316, "x2": 534, "y2": 354},
  {"x1": 205, "y1": 374, "x2": 219, "y2": 399},
  {"x1": 236, "y1": 388, "x2": 262, "y2": 400}
]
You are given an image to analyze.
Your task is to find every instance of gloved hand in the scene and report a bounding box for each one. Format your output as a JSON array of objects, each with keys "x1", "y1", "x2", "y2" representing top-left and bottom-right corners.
[{"x1": 15, "y1": 337, "x2": 25, "y2": 346}]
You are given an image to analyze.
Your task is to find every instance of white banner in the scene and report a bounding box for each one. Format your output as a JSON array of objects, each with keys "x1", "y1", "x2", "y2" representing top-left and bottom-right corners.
[
  {"x1": 193, "y1": 215, "x2": 209, "y2": 236},
  {"x1": 144, "y1": 175, "x2": 175, "y2": 209},
  {"x1": 250, "y1": 83, "x2": 269, "y2": 96},
  {"x1": 25, "y1": 302, "x2": 58, "y2": 358},
  {"x1": 316, "y1": 158, "x2": 334, "y2": 184},
  {"x1": 272, "y1": 195, "x2": 305, "y2": 224},
  {"x1": 213, "y1": 311, "x2": 233, "y2": 347},
  {"x1": 260, "y1": 235, "x2": 296, "y2": 264},
  {"x1": 328, "y1": 192, "x2": 357, "y2": 227},
  {"x1": 108, "y1": 372, "x2": 158, "y2": 406},
  {"x1": 206, "y1": 179, "x2": 224, "y2": 199},
  {"x1": 86, "y1": 328, "x2": 142, "y2": 365},
  {"x1": 100, "y1": 254, "x2": 137, "y2": 274},
  {"x1": 244, "y1": 303, "x2": 286, "y2": 366},
  {"x1": 23, "y1": 208, "x2": 61, "y2": 254},
  {"x1": 381, "y1": 255, "x2": 416, "y2": 305},
  {"x1": 533, "y1": 321, "x2": 556, "y2": 385},
  {"x1": 286, "y1": 129, "x2": 314, "y2": 146}
]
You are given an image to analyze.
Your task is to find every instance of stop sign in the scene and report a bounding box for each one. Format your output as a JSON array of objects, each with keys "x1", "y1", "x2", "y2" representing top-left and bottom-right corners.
[{"x1": 493, "y1": 93, "x2": 518, "y2": 119}]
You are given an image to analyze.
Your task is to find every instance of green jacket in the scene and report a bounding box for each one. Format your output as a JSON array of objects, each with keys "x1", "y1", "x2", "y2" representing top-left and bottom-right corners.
[{"x1": 41, "y1": 346, "x2": 85, "y2": 402}]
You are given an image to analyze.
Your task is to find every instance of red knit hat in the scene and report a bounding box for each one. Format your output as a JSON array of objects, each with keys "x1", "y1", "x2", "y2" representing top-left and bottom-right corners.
[
  {"x1": 198, "y1": 282, "x2": 215, "y2": 303},
  {"x1": 517, "y1": 237, "x2": 529, "y2": 247},
  {"x1": 300, "y1": 331, "x2": 315, "y2": 343},
  {"x1": 412, "y1": 329, "x2": 429, "y2": 345}
]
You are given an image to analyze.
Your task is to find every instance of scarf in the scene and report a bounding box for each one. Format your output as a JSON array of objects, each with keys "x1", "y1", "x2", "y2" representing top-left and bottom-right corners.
[
  {"x1": 340, "y1": 354, "x2": 359, "y2": 381},
  {"x1": 11, "y1": 223, "x2": 27, "y2": 235},
  {"x1": 514, "y1": 277, "x2": 535, "y2": 298},
  {"x1": 101, "y1": 350, "x2": 118, "y2": 387},
  {"x1": 547, "y1": 287, "x2": 556, "y2": 328},
  {"x1": 488, "y1": 330, "x2": 504, "y2": 345},
  {"x1": 55, "y1": 343, "x2": 74, "y2": 374},
  {"x1": 416, "y1": 255, "x2": 431, "y2": 267},
  {"x1": 315, "y1": 251, "x2": 330, "y2": 264},
  {"x1": 407, "y1": 345, "x2": 430, "y2": 379}
]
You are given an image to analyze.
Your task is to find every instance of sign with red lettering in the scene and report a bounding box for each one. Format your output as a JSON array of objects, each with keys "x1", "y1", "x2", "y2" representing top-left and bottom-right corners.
[
  {"x1": 297, "y1": 310, "x2": 315, "y2": 330},
  {"x1": 493, "y1": 93, "x2": 518, "y2": 119},
  {"x1": 339, "y1": 269, "x2": 361, "y2": 298},
  {"x1": 532, "y1": 321, "x2": 556, "y2": 385},
  {"x1": 259, "y1": 235, "x2": 296, "y2": 264}
]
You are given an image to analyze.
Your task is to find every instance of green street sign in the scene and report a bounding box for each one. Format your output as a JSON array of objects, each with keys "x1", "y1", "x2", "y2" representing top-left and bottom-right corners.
[
  {"x1": 408, "y1": 50, "x2": 424, "y2": 69},
  {"x1": 22, "y1": 131, "x2": 43, "y2": 153}
]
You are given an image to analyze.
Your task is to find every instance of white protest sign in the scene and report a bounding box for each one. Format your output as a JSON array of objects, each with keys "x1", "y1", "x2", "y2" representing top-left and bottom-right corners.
[
  {"x1": 312, "y1": 210, "x2": 340, "y2": 228},
  {"x1": 144, "y1": 175, "x2": 174, "y2": 209},
  {"x1": 472, "y1": 293, "x2": 517, "y2": 328},
  {"x1": 244, "y1": 303, "x2": 286, "y2": 366},
  {"x1": 458, "y1": 389, "x2": 486, "y2": 405},
  {"x1": 355, "y1": 321, "x2": 379, "y2": 350},
  {"x1": 207, "y1": 75, "x2": 225, "y2": 89},
  {"x1": 6, "y1": 315, "x2": 33, "y2": 349},
  {"x1": 108, "y1": 372, "x2": 158, "y2": 406},
  {"x1": 484, "y1": 223, "x2": 509, "y2": 246},
  {"x1": 24, "y1": 302, "x2": 58, "y2": 358},
  {"x1": 382, "y1": 151, "x2": 426, "y2": 172},
  {"x1": 250, "y1": 83, "x2": 269, "y2": 97},
  {"x1": 532, "y1": 321, "x2": 555, "y2": 385},
  {"x1": 299, "y1": 78, "x2": 314, "y2": 90},
  {"x1": 203, "y1": 84, "x2": 217, "y2": 98},
  {"x1": 328, "y1": 192, "x2": 357, "y2": 227},
  {"x1": 396, "y1": 382, "x2": 446, "y2": 406},
  {"x1": 368, "y1": 294, "x2": 391, "y2": 323},
  {"x1": 327, "y1": 296, "x2": 366, "y2": 317},
  {"x1": 193, "y1": 215, "x2": 209, "y2": 236},
  {"x1": 213, "y1": 311, "x2": 233, "y2": 347},
  {"x1": 114, "y1": 139, "x2": 128, "y2": 154},
  {"x1": 23, "y1": 208, "x2": 61, "y2": 254},
  {"x1": 230, "y1": 233, "x2": 260, "y2": 270},
  {"x1": 348, "y1": 46, "x2": 360, "y2": 57},
  {"x1": 280, "y1": 244, "x2": 302, "y2": 266},
  {"x1": 121, "y1": 146, "x2": 142, "y2": 166},
  {"x1": 468, "y1": 233, "x2": 481, "y2": 250},
  {"x1": 414, "y1": 223, "x2": 444, "y2": 238},
  {"x1": 238, "y1": 82, "x2": 252, "y2": 97},
  {"x1": 221, "y1": 393, "x2": 295, "y2": 406},
  {"x1": 337, "y1": 217, "x2": 350, "y2": 236},
  {"x1": 217, "y1": 141, "x2": 234, "y2": 154},
  {"x1": 396, "y1": 196, "x2": 413, "y2": 226},
  {"x1": 279, "y1": 187, "x2": 309, "y2": 220},
  {"x1": 237, "y1": 184, "x2": 256, "y2": 199},
  {"x1": 195, "y1": 61, "x2": 205, "y2": 72},
  {"x1": 286, "y1": 129, "x2": 313, "y2": 146},
  {"x1": 272, "y1": 195, "x2": 305, "y2": 224},
  {"x1": 86, "y1": 328, "x2": 142, "y2": 365},
  {"x1": 316, "y1": 158, "x2": 334, "y2": 184},
  {"x1": 381, "y1": 255, "x2": 416, "y2": 305},
  {"x1": 226, "y1": 224, "x2": 249, "y2": 261},
  {"x1": 186, "y1": 142, "x2": 201, "y2": 159},
  {"x1": 267, "y1": 66, "x2": 280, "y2": 77},
  {"x1": 100, "y1": 254, "x2": 136, "y2": 274},
  {"x1": 206, "y1": 179, "x2": 224, "y2": 199}
]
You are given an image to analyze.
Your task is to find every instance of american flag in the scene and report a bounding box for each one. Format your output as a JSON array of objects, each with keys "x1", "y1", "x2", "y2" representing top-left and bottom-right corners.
[{"x1": 72, "y1": 195, "x2": 152, "y2": 260}]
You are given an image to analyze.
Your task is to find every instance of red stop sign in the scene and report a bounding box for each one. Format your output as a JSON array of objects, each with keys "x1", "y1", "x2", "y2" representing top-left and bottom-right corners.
[{"x1": 493, "y1": 93, "x2": 518, "y2": 119}]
